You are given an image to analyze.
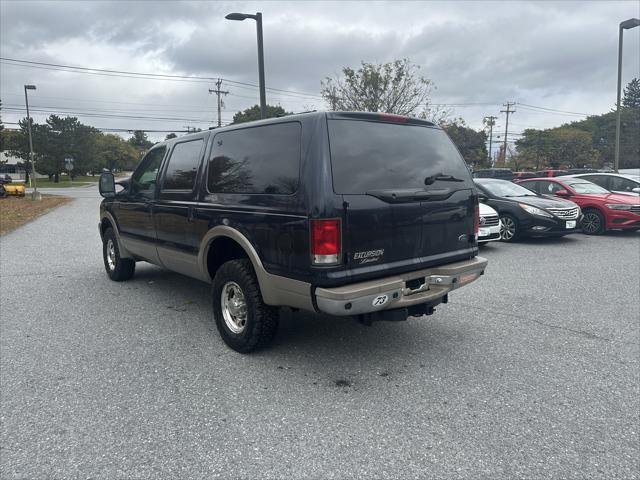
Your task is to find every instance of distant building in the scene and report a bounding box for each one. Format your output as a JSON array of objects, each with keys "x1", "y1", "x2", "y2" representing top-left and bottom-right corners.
[{"x1": 0, "y1": 151, "x2": 47, "y2": 181}]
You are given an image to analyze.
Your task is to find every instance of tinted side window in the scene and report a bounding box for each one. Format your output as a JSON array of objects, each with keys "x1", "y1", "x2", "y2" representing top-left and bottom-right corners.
[
  {"x1": 609, "y1": 176, "x2": 637, "y2": 192},
  {"x1": 131, "y1": 147, "x2": 166, "y2": 197},
  {"x1": 163, "y1": 139, "x2": 204, "y2": 190},
  {"x1": 523, "y1": 181, "x2": 539, "y2": 193},
  {"x1": 208, "y1": 123, "x2": 300, "y2": 195},
  {"x1": 539, "y1": 181, "x2": 563, "y2": 194}
]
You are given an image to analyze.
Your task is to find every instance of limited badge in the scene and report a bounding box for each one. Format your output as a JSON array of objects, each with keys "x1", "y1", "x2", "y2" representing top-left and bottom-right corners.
[{"x1": 372, "y1": 295, "x2": 388, "y2": 307}]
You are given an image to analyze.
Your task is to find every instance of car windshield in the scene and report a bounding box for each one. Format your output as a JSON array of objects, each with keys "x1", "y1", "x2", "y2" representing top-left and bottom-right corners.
[
  {"x1": 477, "y1": 180, "x2": 537, "y2": 197},
  {"x1": 567, "y1": 181, "x2": 609, "y2": 194}
]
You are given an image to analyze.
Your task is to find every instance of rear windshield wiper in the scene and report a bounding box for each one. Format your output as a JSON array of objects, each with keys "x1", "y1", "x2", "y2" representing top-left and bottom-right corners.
[
  {"x1": 424, "y1": 173, "x2": 465, "y2": 185},
  {"x1": 366, "y1": 188, "x2": 453, "y2": 203}
]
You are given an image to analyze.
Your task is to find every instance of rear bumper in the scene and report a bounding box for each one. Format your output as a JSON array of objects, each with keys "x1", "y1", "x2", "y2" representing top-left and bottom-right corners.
[{"x1": 314, "y1": 256, "x2": 487, "y2": 316}]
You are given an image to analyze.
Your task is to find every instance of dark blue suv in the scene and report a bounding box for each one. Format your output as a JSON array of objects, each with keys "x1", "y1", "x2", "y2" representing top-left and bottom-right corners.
[{"x1": 98, "y1": 111, "x2": 487, "y2": 352}]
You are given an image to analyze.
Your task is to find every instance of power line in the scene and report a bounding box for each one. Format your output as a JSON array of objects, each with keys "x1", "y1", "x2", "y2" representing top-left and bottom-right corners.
[{"x1": 0, "y1": 57, "x2": 325, "y2": 100}]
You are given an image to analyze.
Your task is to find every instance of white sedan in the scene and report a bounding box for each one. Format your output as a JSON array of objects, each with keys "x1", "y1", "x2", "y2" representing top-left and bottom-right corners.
[{"x1": 478, "y1": 202, "x2": 502, "y2": 243}]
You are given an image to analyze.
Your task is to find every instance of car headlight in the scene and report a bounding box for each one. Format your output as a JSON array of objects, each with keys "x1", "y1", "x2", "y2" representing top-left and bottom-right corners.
[
  {"x1": 519, "y1": 203, "x2": 553, "y2": 217},
  {"x1": 605, "y1": 204, "x2": 632, "y2": 210}
]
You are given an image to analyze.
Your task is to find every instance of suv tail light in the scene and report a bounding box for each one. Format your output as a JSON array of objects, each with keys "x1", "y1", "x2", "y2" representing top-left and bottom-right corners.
[
  {"x1": 310, "y1": 219, "x2": 341, "y2": 265},
  {"x1": 474, "y1": 205, "x2": 480, "y2": 238}
]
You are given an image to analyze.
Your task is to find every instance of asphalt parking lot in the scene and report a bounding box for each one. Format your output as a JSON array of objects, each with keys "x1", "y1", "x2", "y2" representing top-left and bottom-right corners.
[{"x1": 1, "y1": 188, "x2": 639, "y2": 479}]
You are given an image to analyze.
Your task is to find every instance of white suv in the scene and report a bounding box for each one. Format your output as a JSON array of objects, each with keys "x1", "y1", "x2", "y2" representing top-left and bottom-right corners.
[{"x1": 478, "y1": 203, "x2": 501, "y2": 243}]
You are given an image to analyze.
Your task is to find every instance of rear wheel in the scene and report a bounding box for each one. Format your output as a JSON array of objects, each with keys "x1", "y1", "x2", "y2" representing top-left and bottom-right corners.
[
  {"x1": 581, "y1": 209, "x2": 605, "y2": 235},
  {"x1": 212, "y1": 259, "x2": 279, "y2": 353},
  {"x1": 499, "y1": 214, "x2": 520, "y2": 242},
  {"x1": 102, "y1": 228, "x2": 135, "y2": 281}
]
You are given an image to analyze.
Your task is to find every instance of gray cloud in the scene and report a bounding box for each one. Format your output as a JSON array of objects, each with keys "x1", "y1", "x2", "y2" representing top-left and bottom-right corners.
[{"x1": 1, "y1": 0, "x2": 639, "y2": 142}]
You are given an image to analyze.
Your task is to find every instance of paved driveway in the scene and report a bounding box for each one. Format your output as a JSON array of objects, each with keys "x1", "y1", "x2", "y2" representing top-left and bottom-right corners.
[{"x1": 1, "y1": 193, "x2": 638, "y2": 479}]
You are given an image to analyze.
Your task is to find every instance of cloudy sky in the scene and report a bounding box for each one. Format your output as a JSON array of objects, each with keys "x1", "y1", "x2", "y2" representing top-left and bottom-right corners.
[{"x1": 1, "y1": 0, "x2": 639, "y2": 148}]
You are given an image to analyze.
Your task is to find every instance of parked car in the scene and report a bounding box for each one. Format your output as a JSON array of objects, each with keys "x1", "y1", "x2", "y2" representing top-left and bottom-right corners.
[
  {"x1": 474, "y1": 178, "x2": 583, "y2": 242},
  {"x1": 478, "y1": 202, "x2": 501, "y2": 243},
  {"x1": 473, "y1": 168, "x2": 514, "y2": 181},
  {"x1": 512, "y1": 171, "x2": 537, "y2": 180},
  {"x1": 516, "y1": 177, "x2": 640, "y2": 234},
  {"x1": 566, "y1": 173, "x2": 640, "y2": 196},
  {"x1": 566, "y1": 168, "x2": 599, "y2": 174},
  {"x1": 535, "y1": 169, "x2": 569, "y2": 177},
  {"x1": 98, "y1": 111, "x2": 488, "y2": 352}
]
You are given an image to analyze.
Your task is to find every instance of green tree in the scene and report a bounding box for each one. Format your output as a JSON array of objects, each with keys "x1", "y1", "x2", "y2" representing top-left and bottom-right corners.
[
  {"x1": 622, "y1": 77, "x2": 640, "y2": 108},
  {"x1": 232, "y1": 104, "x2": 290, "y2": 124},
  {"x1": 128, "y1": 130, "x2": 153, "y2": 148},
  {"x1": 441, "y1": 119, "x2": 489, "y2": 168},
  {"x1": 0, "y1": 99, "x2": 4, "y2": 156},
  {"x1": 516, "y1": 127, "x2": 600, "y2": 169},
  {"x1": 320, "y1": 59, "x2": 443, "y2": 120},
  {"x1": 8, "y1": 115, "x2": 100, "y2": 182},
  {"x1": 95, "y1": 134, "x2": 139, "y2": 172}
]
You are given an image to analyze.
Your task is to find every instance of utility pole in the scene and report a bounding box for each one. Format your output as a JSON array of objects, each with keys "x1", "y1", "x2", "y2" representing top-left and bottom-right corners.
[
  {"x1": 500, "y1": 102, "x2": 515, "y2": 165},
  {"x1": 535, "y1": 131, "x2": 542, "y2": 170},
  {"x1": 209, "y1": 79, "x2": 229, "y2": 127},
  {"x1": 484, "y1": 116, "x2": 497, "y2": 165}
]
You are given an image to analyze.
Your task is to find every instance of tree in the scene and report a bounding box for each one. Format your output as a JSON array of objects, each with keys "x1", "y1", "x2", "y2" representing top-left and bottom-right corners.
[
  {"x1": 95, "y1": 134, "x2": 139, "y2": 172},
  {"x1": 622, "y1": 77, "x2": 640, "y2": 108},
  {"x1": 441, "y1": 118, "x2": 489, "y2": 168},
  {"x1": 165, "y1": 133, "x2": 178, "y2": 140},
  {"x1": 128, "y1": 130, "x2": 153, "y2": 149},
  {"x1": 320, "y1": 59, "x2": 442, "y2": 120},
  {"x1": 7, "y1": 115, "x2": 100, "y2": 182},
  {"x1": 516, "y1": 127, "x2": 600, "y2": 169},
  {"x1": 232, "y1": 104, "x2": 290, "y2": 124}
]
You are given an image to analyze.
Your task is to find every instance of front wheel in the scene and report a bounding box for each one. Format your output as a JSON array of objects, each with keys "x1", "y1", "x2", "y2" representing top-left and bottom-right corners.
[
  {"x1": 102, "y1": 228, "x2": 135, "y2": 281},
  {"x1": 581, "y1": 209, "x2": 605, "y2": 235},
  {"x1": 212, "y1": 259, "x2": 279, "y2": 353},
  {"x1": 499, "y1": 214, "x2": 520, "y2": 242}
]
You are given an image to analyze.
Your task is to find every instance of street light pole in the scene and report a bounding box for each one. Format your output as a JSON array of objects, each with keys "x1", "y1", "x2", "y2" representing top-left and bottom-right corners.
[
  {"x1": 614, "y1": 18, "x2": 640, "y2": 173},
  {"x1": 226, "y1": 11, "x2": 267, "y2": 119},
  {"x1": 24, "y1": 84, "x2": 40, "y2": 201}
]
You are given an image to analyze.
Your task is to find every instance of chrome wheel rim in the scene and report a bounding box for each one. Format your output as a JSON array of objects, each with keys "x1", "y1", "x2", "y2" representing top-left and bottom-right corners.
[
  {"x1": 582, "y1": 213, "x2": 600, "y2": 234},
  {"x1": 106, "y1": 239, "x2": 116, "y2": 271},
  {"x1": 221, "y1": 282, "x2": 247, "y2": 334},
  {"x1": 500, "y1": 216, "x2": 516, "y2": 240}
]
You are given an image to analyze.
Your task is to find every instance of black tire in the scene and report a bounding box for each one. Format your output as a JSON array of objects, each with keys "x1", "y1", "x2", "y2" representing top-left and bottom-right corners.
[
  {"x1": 499, "y1": 214, "x2": 520, "y2": 242},
  {"x1": 102, "y1": 227, "x2": 135, "y2": 281},
  {"x1": 212, "y1": 259, "x2": 279, "y2": 353},
  {"x1": 581, "y1": 209, "x2": 605, "y2": 235}
]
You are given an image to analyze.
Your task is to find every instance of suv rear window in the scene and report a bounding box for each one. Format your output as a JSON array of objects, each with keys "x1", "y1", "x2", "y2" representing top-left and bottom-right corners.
[
  {"x1": 328, "y1": 120, "x2": 470, "y2": 194},
  {"x1": 208, "y1": 122, "x2": 300, "y2": 195}
]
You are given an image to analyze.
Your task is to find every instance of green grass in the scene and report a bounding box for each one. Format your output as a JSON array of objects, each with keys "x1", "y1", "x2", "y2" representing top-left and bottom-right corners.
[{"x1": 30, "y1": 176, "x2": 100, "y2": 188}]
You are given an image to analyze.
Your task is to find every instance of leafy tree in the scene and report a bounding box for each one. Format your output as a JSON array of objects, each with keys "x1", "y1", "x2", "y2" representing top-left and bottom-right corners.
[
  {"x1": 441, "y1": 118, "x2": 489, "y2": 168},
  {"x1": 95, "y1": 134, "x2": 139, "y2": 172},
  {"x1": 128, "y1": 130, "x2": 153, "y2": 150},
  {"x1": 622, "y1": 77, "x2": 640, "y2": 108},
  {"x1": 165, "y1": 132, "x2": 178, "y2": 140},
  {"x1": 232, "y1": 104, "x2": 290, "y2": 124},
  {"x1": 516, "y1": 127, "x2": 600, "y2": 169},
  {"x1": 320, "y1": 59, "x2": 442, "y2": 120}
]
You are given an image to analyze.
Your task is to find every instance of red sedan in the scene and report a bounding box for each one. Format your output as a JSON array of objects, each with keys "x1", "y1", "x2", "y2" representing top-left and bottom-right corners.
[{"x1": 516, "y1": 177, "x2": 640, "y2": 234}]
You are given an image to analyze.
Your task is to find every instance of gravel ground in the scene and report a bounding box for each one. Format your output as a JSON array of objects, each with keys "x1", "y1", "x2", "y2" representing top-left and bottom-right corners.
[{"x1": 1, "y1": 189, "x2": 639, "y2": 479}]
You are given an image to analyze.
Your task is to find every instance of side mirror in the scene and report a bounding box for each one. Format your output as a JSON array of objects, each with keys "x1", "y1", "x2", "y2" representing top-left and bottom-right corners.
[
  {"x1": 555, "y1": 189, "x2": 571, "y2": 197},
  {"x1": 478, "y1": 194, "x2": 488, "y2": 202},
  {"x1": 632, "y1": 187, "x2": 640, "y2": 194},
  {"x1": 99, "y1": 172, "x2": 116, "y2": 198}
]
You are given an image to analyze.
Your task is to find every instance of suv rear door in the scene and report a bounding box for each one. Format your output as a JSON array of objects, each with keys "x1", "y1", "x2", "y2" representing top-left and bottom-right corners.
[{"x1": 327, "y1": 114, "x2": 477, "y2": 277}]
